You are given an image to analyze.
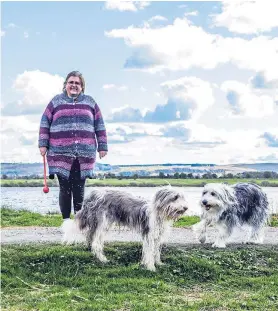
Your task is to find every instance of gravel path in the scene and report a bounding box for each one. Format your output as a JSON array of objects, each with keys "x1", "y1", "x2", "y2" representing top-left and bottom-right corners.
[{"x1": 1, "y1": 226, "x2": 278, "y2": 246}]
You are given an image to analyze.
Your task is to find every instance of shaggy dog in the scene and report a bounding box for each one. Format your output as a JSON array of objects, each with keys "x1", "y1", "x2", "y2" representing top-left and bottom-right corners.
[
  {"x1": 62, "y1": 187, "x2": 188, "y2": 271},
  {"x1": 193, "y1": 183, "x2": 269, "y2": 248}
]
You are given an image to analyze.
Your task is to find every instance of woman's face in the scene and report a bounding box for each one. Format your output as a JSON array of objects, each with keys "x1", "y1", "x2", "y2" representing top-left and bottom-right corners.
[{"x1": 65, "y1": 76, "x2": 82, "y2": 97}]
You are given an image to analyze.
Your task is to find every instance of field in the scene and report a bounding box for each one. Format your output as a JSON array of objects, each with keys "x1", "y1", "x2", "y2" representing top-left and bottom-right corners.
[
  {"x1": 1, "y1": 209, "x2": 278, "y2": 310},
  {"x1": 1, "y1": 243, "x2": 278, "y2": 310},
  {"x1": 1, "y1": 178, "x2": 278, "y2": 187}
]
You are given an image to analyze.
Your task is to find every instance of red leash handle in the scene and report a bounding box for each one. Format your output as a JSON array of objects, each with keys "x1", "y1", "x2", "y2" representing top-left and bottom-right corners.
[{"x1": 43, "y1": 154, "x2": 49, "y2": 193}]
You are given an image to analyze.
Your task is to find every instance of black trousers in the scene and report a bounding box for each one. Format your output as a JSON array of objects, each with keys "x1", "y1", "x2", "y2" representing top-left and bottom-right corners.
[{"x1": 57, "y1": 159, "x2": 86, "y2": 219}]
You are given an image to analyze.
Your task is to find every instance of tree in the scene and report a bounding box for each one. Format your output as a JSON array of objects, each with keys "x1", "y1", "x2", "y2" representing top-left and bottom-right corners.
[
  {"x1": 180, "y1": 173, "x2": 187, "y2": 179},
  {"x1": 226, "y1": 173, "x2": 234, "y2": 179},
  {"x1": 159, "y1": 172, "x2": 165, "y2": 178},
  {"x1": 263, "y1": 171, "x2": 272, "y2": 179}
]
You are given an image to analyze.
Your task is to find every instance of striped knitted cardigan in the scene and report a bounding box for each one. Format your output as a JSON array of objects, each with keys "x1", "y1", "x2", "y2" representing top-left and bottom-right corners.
[{"x1": 38, "y1": 92, "x2": 108, "y2": 179}]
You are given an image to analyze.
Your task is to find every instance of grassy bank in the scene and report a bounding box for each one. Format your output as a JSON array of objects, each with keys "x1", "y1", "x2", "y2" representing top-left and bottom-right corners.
[
  {"x1": 1, "y1": 208, "x2": 278, "y2": 228},
  {"x1": 1, "y1": 243, "x2": 278, "y2": 310},
  {"x1": 0, "y1": 207, "x2": 199, "y2": 228},
  {"x1": 1, "y1": 178, "x2": 278, "y2": 187}
]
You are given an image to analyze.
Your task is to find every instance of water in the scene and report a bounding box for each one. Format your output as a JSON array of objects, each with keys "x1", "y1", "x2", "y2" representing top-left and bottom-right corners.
[{"x1": 1, "y1": 187, "x2": 277, "y2": 216}]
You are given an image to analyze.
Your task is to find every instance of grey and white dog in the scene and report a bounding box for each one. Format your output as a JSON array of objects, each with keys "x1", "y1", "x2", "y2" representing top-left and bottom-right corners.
[
  {"x1": 193, "y1": 183, "x2": 269, "y2": 248},
  {"x1": 62, "y1": 187, "x2": 188, "y2": 271}
]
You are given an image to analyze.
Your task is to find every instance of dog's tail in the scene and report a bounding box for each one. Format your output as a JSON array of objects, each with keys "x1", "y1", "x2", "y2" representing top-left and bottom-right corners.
[{"x1": 61, "y1": 217, "x2": 86, "y2": 244}]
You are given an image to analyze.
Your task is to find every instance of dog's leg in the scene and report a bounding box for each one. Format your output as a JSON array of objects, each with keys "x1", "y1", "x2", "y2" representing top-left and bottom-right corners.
[
  {"x1": 247, "y1": 225, "x2": 265, "y2": 244},
  {"x1": 154, "y1": 221, "x2": 169, "y2": 265},
  {"x1": 90, "y1": 216, "x2": 109, "y2": 263},
  {"x1": 154, "y1": 229, "x2": 162, "y2": 265},
  {"x1": 92, "y1": 230, "x2": 108, "y2": 263},
  {"x1": 141, "y1": 234, "x2": 156, "y2": 271},
  {"x1": 193, "y1": 219, "x2": 209, "y2": 244},
  {"x1": 212, "y1": 223, "x2": 231, "y2": 248}
]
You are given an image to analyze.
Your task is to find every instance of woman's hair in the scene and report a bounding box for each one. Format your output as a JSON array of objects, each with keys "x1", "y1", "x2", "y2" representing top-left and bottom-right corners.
[{"x1": 63, "y1": 71, "x2": 85, "y2": 93}]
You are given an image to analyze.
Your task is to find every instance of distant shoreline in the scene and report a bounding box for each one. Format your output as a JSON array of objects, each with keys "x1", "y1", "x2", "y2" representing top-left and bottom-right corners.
[{"x1": 1, "y1": 178, "x2": 278, "y2": 187}]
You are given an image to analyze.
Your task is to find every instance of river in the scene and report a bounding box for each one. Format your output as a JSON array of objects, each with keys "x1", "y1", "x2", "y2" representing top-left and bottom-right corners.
[{"x1": 1, "y1": 186, "x2": 277, "y2": 216}]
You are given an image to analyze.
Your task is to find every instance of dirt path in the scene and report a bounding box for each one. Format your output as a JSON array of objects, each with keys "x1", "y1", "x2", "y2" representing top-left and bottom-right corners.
[{"x1": 1, "y1": 226, "x2": 278, "y2": 246}]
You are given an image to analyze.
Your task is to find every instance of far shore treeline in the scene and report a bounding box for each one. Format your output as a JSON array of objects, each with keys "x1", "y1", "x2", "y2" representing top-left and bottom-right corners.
[{"x1": 1, "y1": 174, "x2": 278, "y2": 188}]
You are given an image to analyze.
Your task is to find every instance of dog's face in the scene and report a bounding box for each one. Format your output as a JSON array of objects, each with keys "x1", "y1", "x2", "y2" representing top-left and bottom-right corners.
[
  {"x1": 154, "y1": 187, "x2": 189, "y2": 220},
  {"x1": 200, "y1": 183, "x2": 235, "y2": 213},
  {"x1": 165, "y1": 191, "x2": 189, "y2": 220}
]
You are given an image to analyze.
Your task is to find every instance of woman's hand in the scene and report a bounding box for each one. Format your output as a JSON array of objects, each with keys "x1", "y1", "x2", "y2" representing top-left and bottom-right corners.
[
  {"x1": 39, "y1": 147, "x2": 47, "y2": 156},
  {"x1": 99, "y1": 151, "x2": 107, "y2": 159}
]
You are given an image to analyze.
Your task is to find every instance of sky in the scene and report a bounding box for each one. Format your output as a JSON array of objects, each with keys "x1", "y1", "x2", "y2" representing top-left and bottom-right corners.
[{"x1": 1, "y1": 0, "x2": 278, "y2": 165}]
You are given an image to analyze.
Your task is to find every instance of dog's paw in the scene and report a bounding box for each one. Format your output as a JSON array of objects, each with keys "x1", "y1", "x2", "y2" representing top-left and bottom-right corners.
[
  {"x1": 212, "y1": 242, "x2": 226, "y2": 248},
  {"x1": 146, "y1": 265, "x2": 156, "y2": 272},
  {"x1": 155, "y1": 261, "x2": 165, "y2": 266},
  {"x1": 99, "y1": 257, "x2": 109, "y2": 263},
  {"x1": 140, "y1": 262, "x2": 156, "y2": 272}
]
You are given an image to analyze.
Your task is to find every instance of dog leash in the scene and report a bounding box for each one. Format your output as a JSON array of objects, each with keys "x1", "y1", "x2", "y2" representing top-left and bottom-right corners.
[{"x1": 43, "y1": 154, "x2": 49, "y2": 193}]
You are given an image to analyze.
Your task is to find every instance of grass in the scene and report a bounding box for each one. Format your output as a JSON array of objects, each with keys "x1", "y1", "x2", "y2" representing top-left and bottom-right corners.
[
  {"x1": 1, "y1": 178, "x2": 278, "y2": 187},
  {"x1": 0, "y1": 207, "x2": 199, "y2": 228},
  {"x1": 1, "y1": 243, "x2": 278, "y2": 310},
  {"x1": 1, "y1": 208, "x2": 278, "y2": 228},
  {"x1": 0, "y1": 208, "x2": 63, "y2": 228},
  {"x1": 174, "y1": 216, "x2": 200, "y2": 227}
]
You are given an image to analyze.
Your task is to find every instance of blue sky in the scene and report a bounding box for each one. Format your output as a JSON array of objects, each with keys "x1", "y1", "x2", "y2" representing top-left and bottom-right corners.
[{"x1": 1, "y1": 0, "x2": 278, "y2": 165}]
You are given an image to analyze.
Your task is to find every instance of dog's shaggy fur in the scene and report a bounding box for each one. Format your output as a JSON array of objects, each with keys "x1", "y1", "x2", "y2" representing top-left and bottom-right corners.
[
  {"x1": 62, "y1": 187, "x2": 188, "y2": 271},
  {"x1": 193, "y1": 183, "x2": 269, "y2": 248}
]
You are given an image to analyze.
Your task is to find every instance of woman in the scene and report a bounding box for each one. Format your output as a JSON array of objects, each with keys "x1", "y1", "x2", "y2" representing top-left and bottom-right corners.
[{"x1": 38, "y1": 71, "x2": 108, "y2": 221}]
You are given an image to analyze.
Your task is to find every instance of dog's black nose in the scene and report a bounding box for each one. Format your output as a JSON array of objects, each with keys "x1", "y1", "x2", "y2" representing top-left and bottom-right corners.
[
  {"x1": 202, "y1": 200, "x2": 208, "y2": 206},
  {"x1": 184, "y1": 206, "x2": 188, "y2": 211}
]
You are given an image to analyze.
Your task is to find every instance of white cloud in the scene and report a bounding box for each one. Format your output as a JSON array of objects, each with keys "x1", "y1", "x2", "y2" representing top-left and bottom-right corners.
[
  {"x1": 105, "y1": 16, "x2": 278, "y2": 80},
  {"x1": 105, "y1": 123, "x2": 275, "y2": 165},
  {"x1": 221, "y1": 80, "x2": 276, "y2": 118},
  {"x1": 104, "y1": 1, "x2": 150, "y2": 12},
  {"x1": 161, "y1": 76, "x2": 215, "y2": 120},
  {"x1": 214, "y1": 0, "x2": 278, "y2": 34},
  {"x1": 2, "y1": 70, "x2": 64, "y2": 116},
  {"x1": 1, "y1": 115, "x2": 43, "y2": 162},
  {"x1": 108, "y1": 122, "x2": 161, "y2": 136},
  {"x1": 137, "y1": 1, "x2": 150, "y2": 10},
  {"x1": 1, "y1": 30, "x2": 5, "y2": 37},
  {"x1": 7, "y1": 23, "x2": 17, "y2": 28},
  {"x1": 171, "y1": 123, "x2": 277, "y2": 164},
  {"x1": 23, "y1": 31, "x2": 29, "y2": 39},
  {"x1": 184, "y1": 11, "x2": 198, "y2": 17},
  {"x1": 149, "y1": 15, "x2": 168, "y2": 22},
  {"x1": 102, "y1": 84, "x2": 128, "y2": 91},
  {"x1": 102, "y1": 84, "x2": 116, "y2": 89},
  {"x1": 107, "y1": 76, "x2": 215, "y2": 123},
  {"x1": 1, "y1": 115, "x2": 39, "y2": 134},
  {"x1": 109, "y1": 105, "x2": 143, "y2": 122}
]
